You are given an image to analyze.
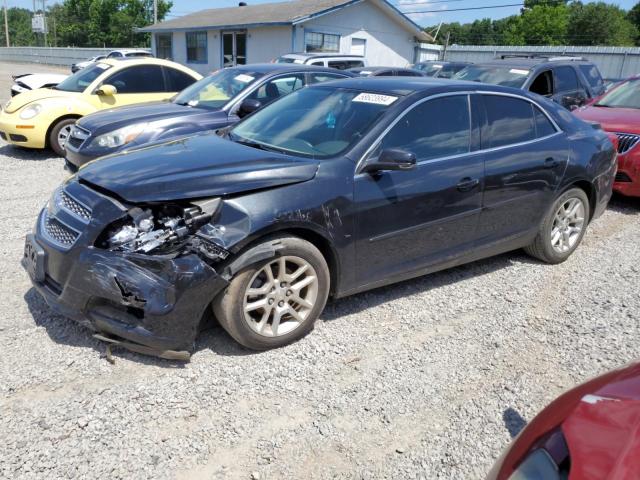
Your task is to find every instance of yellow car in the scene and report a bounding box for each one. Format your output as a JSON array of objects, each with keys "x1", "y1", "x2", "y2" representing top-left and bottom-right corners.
[{"x1": 0, "y1": 58, "x2": 202, "y2": 155}]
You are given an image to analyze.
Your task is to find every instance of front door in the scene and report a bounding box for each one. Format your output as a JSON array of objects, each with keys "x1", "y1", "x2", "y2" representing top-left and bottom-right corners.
[
  {"x1": 354, "y1": 94, "x2": 484, "y2": 285},
  {"x1": 91, "y1": 64, "x2": 172, "y2": 108},
  {"x1": 223, "y1": 31, "x2": 247, "y2": 68}
]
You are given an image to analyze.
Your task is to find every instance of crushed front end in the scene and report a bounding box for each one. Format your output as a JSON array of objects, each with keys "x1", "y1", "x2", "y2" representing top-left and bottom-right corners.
[{"x1": 22, "y1": 178, "x2": 230, "y2": 359}]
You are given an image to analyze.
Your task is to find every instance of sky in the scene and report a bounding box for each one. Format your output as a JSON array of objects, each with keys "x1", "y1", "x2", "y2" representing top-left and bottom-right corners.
[{"x1": 6, "y1": 0, "x2": 639, "y2": 27}]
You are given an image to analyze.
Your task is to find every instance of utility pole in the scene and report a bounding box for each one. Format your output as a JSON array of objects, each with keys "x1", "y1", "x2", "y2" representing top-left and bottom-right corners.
[
  {"x1": 3, "y1": 0, "x2": 9, "y2": 47},
  {"x1": 442, "y1": 31, "x2": 451, "y2": 61},
  {"x1": 153, "y1": 0, "x2": 158, "y2": 23},
  {"x1": 42, "y1": 0, "x2": 47, "y2": 47}
]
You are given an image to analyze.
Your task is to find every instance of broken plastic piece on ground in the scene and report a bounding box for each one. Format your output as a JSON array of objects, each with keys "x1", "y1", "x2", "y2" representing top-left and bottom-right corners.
[{"x1": 93, "y1": 333, "x2": 191, "y2": 362}]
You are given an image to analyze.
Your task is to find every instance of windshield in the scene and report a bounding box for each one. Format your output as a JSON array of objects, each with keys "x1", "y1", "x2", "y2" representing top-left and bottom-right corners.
[
  {"x1": 230, "y1": 87, "x2": 396, "y2": 158},
  {"x1": 275, "y1": 56, "x2": 300, "y2": 64},
  {"x1": 453, "y1": 65, "x2": 530, "y2": 88},
  {"x1": 173, "y1": 68, "x2": 264, "y2": 109},
  {"x1": 55, "y1": 62, "x2": 111, "y2": 92},
  {"x1": 596, "y1": 78, "x2": 640, "y2": 109},
  {"x1": 416, "y1": 63, "x2": 443, "y2": 76}
]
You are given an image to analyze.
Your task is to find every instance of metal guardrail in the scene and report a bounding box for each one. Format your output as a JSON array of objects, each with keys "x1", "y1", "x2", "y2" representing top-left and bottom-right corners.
[{"x1": 0, "y1": 47, "x2": 118, "y2": 66}]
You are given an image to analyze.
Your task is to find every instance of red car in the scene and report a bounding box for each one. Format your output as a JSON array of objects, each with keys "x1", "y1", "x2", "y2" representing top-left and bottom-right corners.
[
  {"x1": 488, "y1": 362, "x2": 640, "y2": 480},
  {"x1": 575, "y1": 77, "x2": 640, "y2": 197}
]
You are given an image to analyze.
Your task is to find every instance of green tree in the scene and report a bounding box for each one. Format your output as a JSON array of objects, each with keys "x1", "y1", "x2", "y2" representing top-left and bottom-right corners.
[
  {"x1": 0, "y1": 8, "x2": 38, "y2": 46},
  {"x1": 518, "y1": 4, "x2": 569, "y2": 45},
  {"x1": 567, "y1": 1, "x2": 637, "y2": 46}
]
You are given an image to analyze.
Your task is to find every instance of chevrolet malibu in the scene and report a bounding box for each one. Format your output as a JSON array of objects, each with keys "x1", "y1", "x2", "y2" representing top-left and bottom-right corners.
[{"x1": 23, "y1": 78, "x2": 616, "y2": 359}]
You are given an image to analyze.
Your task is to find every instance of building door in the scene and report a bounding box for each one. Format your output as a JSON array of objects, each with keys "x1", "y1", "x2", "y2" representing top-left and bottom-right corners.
[{"x1": 222, "y1": 31, "x2": 247, "y2": 67}]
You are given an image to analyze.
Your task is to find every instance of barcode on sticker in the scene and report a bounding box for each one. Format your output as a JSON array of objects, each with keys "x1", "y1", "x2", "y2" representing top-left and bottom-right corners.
[
  {"x1": 509, "y1": 69, "x2": 529, "y2": 75},
  {"x1": 235, "y1": 74, "x2": 255, "y2": 83},
  {"x1": 353, "y1": 93, "x2": 398, "y2": 106}
]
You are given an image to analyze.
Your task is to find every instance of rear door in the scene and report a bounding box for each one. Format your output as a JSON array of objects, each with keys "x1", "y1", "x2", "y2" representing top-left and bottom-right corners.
[
  {"x1": 477, "y1": 93, "x2": 569, "y2": 243},
  {"x1": 354, "y1": 93, "x2": 484, "y2": 283}
]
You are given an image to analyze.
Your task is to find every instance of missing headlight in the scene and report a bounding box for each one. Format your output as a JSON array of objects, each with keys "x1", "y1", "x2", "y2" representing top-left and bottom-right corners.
[{"x1": 98, "y1": 199, "x2": 227, "y2": 258}]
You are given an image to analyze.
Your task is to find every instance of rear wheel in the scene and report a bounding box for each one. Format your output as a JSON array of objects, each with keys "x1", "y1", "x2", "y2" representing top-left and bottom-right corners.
[
  {"x1": 525, "y1": 187, "x2": 589, "y2": 264},
  {"x1": 49, "y1": 118, "x2": 77, "y2": 157},
  {"x1": 213, "y1": 236, "x2": 330, "y2": 350}
]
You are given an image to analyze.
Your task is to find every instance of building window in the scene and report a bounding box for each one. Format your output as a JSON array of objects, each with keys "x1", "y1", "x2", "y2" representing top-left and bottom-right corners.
[
  {"x1": 186, "y1": 31, "x2": 207, "y2": 63},
  {"x1": 305, "y1": 32, "x2": 340, "y2": 53},
  {"x1": 156, "y1": 33, "x2": 172, "y2": 60}
]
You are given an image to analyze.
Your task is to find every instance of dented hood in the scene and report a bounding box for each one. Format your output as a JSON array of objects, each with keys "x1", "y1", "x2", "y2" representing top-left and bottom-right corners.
[{"x1": 78, "y1": 133, "x2": 320, "y2": 203}]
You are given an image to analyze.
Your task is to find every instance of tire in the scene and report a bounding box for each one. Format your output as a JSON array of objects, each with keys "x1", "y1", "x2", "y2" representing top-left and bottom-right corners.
[
  {"x1": 213, "y1": 235, "x2": 330, "y2": 350},
  {"x1": 49, "y1": 118, "x2": 77, "y2": 157},
  {"x1": 524, "y1": 187, "x2": 590, "y2": 264}
]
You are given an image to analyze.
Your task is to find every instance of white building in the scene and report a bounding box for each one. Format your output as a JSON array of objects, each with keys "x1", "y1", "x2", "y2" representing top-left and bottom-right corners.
[{"x1": 140, "y1": 0, "x2": 433, "y2": 75}]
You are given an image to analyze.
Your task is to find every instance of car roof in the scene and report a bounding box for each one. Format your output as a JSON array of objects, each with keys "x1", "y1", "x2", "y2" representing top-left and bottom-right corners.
[
  {"x1": 109, "y1": 49, "x2": 151, "y2": 54},
  {"x1": 280, "y1": 52, "x2": 364, "y2": 59},
  {"x1": 313, "y1": 76, "x2": 528, "y2": 97},
  {"x1": 100, "y1": 57, "x2": 193, "y2": 70},
  {"x1": 224, "y1": 63, "x2": 355, "y2": 74},
  {"x1": 416, "y1": 60, "x2": 470, "y2": 66},
  {"x1": 473, "y1": 56, "x2": 594, "y2": 70}
]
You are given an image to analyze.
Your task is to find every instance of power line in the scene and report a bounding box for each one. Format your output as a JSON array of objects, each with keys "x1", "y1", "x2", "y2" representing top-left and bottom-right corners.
[{"x1": 403, "y1": 3, "x2": 524, "y2": 14}]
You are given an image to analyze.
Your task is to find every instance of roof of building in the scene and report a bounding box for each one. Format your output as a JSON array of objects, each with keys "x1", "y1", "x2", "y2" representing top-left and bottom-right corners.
[{"x1": 139, "y1": 0, "x2": 433, "y2": 42}]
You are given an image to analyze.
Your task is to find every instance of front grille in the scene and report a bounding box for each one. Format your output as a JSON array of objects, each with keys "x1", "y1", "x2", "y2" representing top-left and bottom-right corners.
[
  {"x1": 615, "y1": 171, "x2": 633, "y2": 183},
  {"x1": 615, "y1": 133, "x2": 640, "y2": 154},
  {"x1": 42, "y1": 211, "x2": 80, "y2": 248},
  {"x1": 58, "y1": 189, "x2": 91, "y2": 221},
  {"x1": 67, "y1": 126, "x2": 90, "y2": 150}
]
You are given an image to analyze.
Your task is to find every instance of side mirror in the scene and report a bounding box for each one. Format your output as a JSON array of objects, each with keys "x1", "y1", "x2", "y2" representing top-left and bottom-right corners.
[
  {"x1": 96, "y1": 84, "x2": 117, "y2": 96},
  {"x1": 362, "y1": 148, "x2": 417, "y2": 174},
  {"x1": 238, "y1": 98, "x2": 262, "y2": 118}
]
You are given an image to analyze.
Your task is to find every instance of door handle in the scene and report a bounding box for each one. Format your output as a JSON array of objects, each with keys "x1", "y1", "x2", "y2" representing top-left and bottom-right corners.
[
  {"x1": 543, "y1": 157, "x2": 560, "y2": 169},
  {"x1": 456, "y1": 177, "x2": 480, "y2": 192}
]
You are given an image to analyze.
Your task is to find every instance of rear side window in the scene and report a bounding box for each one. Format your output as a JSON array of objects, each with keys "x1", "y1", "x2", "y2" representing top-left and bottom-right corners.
[
  {"x1": 105, "y1": 65, "x2": 165, "y2": 93},
  {"x1": 483, "y1": 95, "x2": 535, "y2": 148},
  {"x1": 308, "y1": 73, "x2": 348, "y2": 84},
  {"x1": 164, "y1": 67, "x2": 196, "y2": 92},
  {"x1": 533, "y1": 106, "x2": 556, "y2": 138},
  {"x1": 579, "y1": 64, "x2": 603, "y2": 90},
  {"x1": 379, "y1": 95, "x2": 470, "y2": 161},
  {"x1": 328, "y1": 60, "x2": 364, "y2": 70},
  {"x1": 555, "y1": 66, "x2": 579, "y2": 92}
]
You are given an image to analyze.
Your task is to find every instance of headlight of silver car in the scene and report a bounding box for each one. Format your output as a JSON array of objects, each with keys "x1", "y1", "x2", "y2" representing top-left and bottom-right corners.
[
  {"x1": 90, "y1": 123, "x2": 148, "y2": 149},
  {"x1": 19, "y1": 103, "x2": 42, "y2": 120}
]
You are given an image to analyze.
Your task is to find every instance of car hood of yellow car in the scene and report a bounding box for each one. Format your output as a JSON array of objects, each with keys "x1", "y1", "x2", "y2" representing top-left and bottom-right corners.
[{"x1": 4, "y1": 88, "x2": 80, "y2": 113}]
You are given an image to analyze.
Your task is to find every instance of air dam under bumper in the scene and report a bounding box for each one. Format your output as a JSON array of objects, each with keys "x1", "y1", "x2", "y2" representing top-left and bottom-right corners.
[{"x1": 24, "y1": 234, "x2": 228, "y2": 357}]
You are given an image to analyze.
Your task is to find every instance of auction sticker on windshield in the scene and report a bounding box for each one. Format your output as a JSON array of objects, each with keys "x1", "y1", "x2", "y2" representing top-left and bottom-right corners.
[
  {"x1": 509, "y1": 69, "x2": 529, "y2": 76},
  {"x1": 235, "y1": 74, "x2": 255, "y2": 83},
  {"x1": 353, "y1": 93, "x2": 398, "y2": 105}
]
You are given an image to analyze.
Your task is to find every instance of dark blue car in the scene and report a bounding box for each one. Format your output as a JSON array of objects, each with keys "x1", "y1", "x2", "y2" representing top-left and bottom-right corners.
[
  {"x1": 26, "y1": 78, "x2": 616, "y2": 358},
  {"x1": 64, "y1": 63, "x2": 352, "y2": 170}
]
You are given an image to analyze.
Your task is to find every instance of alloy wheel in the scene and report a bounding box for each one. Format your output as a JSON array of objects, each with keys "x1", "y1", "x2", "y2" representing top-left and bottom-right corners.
[
  {"x1": 243, "y1": 256, "x2": 319, "y2": 337},
  {"x1": 550, "y1": 197, "x2": 586, "y2": 253},
  {"x1": 57, "y1": 125, "x2": 73, "y2": 148}
]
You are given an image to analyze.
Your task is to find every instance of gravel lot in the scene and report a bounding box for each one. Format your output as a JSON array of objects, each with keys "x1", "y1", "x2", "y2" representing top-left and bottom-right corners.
[{"x1": 0, "y1": 61, "x2": 639, "y2": 480}]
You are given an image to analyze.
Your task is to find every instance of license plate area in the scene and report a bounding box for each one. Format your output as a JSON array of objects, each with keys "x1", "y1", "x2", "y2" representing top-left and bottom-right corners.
[{"x1": 23, "y1": 234, "x2": 46, "y2": 282}]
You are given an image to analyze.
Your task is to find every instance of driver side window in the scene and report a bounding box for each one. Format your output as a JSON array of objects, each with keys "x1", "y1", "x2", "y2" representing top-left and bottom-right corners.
[
  {"x1": 102, "y1": 65, "x2": 165, "y2": 94},
  {"x1": 248, "y1": 74, "x2": 305, "y2": 105},
  {"x1": 376, "y1": 95, "x2": 471, "y2": 162},
  {"x1": 529, "y1": 70, "x2": 553, "y2": 97}
]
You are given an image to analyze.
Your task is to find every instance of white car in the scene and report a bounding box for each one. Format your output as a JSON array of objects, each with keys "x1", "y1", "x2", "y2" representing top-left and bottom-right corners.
[
  {"x1": 71, "y1": 55, "x2": 107, "y2": 73},
  {"x1": 71, "y1": 50, "x2": 153, "y2": 73},
  {"x1": 275, "y1": 53, "x2": 366, "y2": 70},
  {"x1": 11, "y1": 73, "x2": 69, "y2": 97}
]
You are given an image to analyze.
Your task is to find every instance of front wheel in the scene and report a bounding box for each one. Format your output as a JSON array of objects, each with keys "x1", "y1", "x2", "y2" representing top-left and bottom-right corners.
[
  {"x1": 49, "y1": 118, "x2": 77, "y2": 157},
  {"x1": 213, "y1": 236, "x2": 330, "y2": 350},
  {"x1": 525, "y1": 187, "x2": 590, "y2": 264}
]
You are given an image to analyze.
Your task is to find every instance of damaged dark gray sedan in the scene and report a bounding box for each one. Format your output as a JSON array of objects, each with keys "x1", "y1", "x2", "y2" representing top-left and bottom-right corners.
[{"x1": 23, "y1": 78, "x2": 616, "y2": 359}]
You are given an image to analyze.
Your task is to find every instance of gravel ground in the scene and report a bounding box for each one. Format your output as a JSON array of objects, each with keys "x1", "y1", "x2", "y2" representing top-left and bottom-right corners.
[{"x1": 0, "y1": 61, "x2": 639, "y2": 480}]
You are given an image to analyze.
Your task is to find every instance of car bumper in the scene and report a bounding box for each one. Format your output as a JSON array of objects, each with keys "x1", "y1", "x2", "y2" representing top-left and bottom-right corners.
[
  {"x1": 22, "y1": 181, "x2": 228, "y2": 357},
  {"x1": 0, "y1": 112, "x2": 46, "y2": 148},
  {"x1": 613, "y1": 153, "x2": 640, "y2": 197}
]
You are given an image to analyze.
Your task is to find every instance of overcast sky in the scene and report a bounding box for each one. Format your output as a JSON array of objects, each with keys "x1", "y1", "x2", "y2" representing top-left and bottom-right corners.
[{"x1": 8, "y1": 0, "x2": 639, "y2": 27}]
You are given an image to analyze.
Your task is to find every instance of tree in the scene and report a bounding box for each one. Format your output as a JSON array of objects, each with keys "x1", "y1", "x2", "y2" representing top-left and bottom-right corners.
[
  {"x1": 567, "y1": 1, "x2": 637, "y2": 46},
  {"x1": 518, "y1": 4, "x2": 569, "y2": 45}
]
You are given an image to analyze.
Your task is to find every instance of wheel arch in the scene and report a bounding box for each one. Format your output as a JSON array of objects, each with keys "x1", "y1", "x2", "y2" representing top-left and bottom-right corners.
[
  {"x1": 44, "y1": 114, "x2": 82, "y2": 148},
  {"x1": 564, "y1": 179, "x2": 596, "y2": 222},
  {"x1": 224, "y1": 225, "x2": 341, "y2": 297}
]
